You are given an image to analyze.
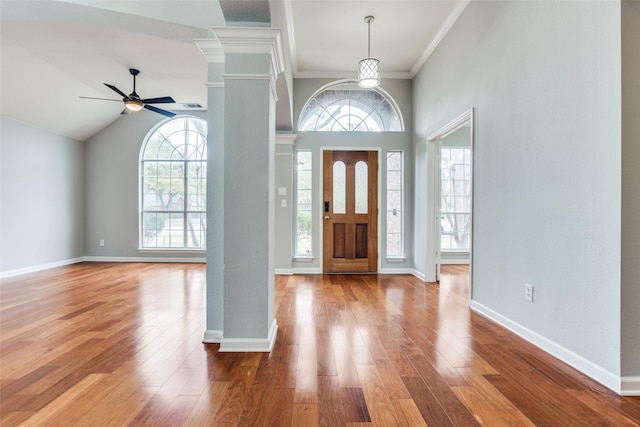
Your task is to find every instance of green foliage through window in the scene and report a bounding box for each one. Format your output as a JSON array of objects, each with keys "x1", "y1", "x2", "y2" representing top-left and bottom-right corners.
[{"x1": 140, "y1": 117, "x2": 207, "y2": 249}]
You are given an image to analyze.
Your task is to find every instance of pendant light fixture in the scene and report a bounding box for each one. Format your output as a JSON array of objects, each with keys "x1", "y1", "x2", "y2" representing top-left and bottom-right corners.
[{"x1": 358, "y1": 15, "x2": 380, "y2": 88}]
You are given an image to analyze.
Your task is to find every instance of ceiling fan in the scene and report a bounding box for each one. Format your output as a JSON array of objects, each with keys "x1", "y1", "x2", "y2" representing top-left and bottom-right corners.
[{"x1": 81, "y1": 68, "x2": 176, "y2": 118}]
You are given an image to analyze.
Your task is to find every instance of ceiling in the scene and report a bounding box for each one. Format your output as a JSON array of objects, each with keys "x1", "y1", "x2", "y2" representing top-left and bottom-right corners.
[{"x1": 0, "y1": 0, "x2": 467, "y2": 141}]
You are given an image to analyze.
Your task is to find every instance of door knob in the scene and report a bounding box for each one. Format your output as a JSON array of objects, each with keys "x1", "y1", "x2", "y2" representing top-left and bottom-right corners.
[{"x1": 324, "y1": 216, "x2": 330, "y2": 220}]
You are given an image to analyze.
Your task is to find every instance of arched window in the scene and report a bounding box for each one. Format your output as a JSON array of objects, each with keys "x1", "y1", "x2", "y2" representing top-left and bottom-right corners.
[
  {"x1": 140, "y1": 116, "x2": 207, "y2": 249},
  {"x1": 298, "y1": 81, "x2": 404, "y2": 132}
]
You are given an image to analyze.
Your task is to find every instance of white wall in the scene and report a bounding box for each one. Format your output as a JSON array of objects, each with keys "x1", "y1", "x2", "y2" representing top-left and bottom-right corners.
[
  {"x1": 84, "y1": 111, "x2": 206, "y2": 260},
  {"x1": 0, "y1": 117, "x2": 84, "y2": 275},
  {"x1": 414, "y1": 0, "x2": 622, "y2": 383},
  {"x1": 621, "y1": 0, "x2": 640, "y2": 381}
]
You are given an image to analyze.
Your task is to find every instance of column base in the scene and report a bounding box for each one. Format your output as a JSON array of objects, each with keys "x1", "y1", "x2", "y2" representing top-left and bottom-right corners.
[{"x1": 218, "y1": 319, "x2": 278, "y2": 352}]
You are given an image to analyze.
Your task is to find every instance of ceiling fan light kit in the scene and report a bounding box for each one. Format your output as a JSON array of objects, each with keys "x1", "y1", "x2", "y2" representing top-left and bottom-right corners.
[
  {"x1": 124, "y1": 99, "x2": 144, "y2": 112},
  {"x1": 358, "y1": 16, "x2": 380, "y2": 89}
]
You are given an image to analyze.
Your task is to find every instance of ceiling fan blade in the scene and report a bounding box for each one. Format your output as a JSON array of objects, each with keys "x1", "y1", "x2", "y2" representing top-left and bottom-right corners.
[
  {"x1": 140, "y1": 96, "x2": 175, "y2": 104},
  {"x1": 104, "y1": 83, "x2": 129, "y2": 99},
  {"x1": 80, "y1": 96, "x2": 121, "y2": 102},
  {"x1": 144, "y1": 104, "x2": 176, "y2": 118}
]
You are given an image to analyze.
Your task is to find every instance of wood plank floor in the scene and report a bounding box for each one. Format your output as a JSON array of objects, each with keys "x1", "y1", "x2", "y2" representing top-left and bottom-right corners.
[{"x1": 1, "y1": 263, "x2": 639, "y2": 426}]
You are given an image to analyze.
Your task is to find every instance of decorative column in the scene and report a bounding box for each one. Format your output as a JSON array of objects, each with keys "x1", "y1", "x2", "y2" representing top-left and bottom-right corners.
[
  {"x1": 194, "y1": 38, "x2": 225, "y2": 343},
  {"x1": 214, "y1": 27, "x2": 285, "y2": 352}
]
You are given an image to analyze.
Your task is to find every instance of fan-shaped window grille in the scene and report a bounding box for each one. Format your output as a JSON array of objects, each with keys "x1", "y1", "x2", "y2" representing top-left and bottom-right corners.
[
  {"x1": 298, "y1": 82, "x2": 403, "y2": 132},
  {"x1": 140, "y1": 116, "x2": 208, "y2": 249}
]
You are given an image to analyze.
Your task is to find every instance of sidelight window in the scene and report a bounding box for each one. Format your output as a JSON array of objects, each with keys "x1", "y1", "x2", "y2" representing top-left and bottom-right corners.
[{"x1": 386, "y1": 151, "x2": 403, "y2": 257}]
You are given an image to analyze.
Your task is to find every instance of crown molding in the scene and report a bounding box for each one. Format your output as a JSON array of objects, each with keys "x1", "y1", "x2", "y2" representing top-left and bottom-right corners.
[
  {"x1": 293, "y1": 70, "x2": 413, "y2": 80},
  {"x1": 410, "y1": 0, "x2": 471, "y2": 77},
  {"x1": 193, "y1": 38, "x2": 225, "y2": 63}
]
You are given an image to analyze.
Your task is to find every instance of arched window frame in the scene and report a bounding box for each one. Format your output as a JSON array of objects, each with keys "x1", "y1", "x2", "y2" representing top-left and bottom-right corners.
[
  {"x1": 297, "y1": 80, "x2": 405, "y2": 132},
  {"x1": 139, "y1": 115, "x2": 208, "y2": 250}
]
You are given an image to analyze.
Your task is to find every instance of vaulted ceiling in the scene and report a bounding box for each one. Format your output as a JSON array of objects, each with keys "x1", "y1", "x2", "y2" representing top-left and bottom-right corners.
[{"x1": 0, "y1": 0, "x2": 467, "y2": 141}]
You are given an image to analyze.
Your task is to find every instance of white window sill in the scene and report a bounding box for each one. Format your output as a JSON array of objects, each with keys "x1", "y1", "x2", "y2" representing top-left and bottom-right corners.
[
  {"x1": 385, "y1": 257, "x2": 406, "y2": 263},
  {"x1": 293, "y1": 256, "x2": 314, "y2": 262},
  {"x1": 138, "y1": 248, "x2": 206, "y2": 254}
]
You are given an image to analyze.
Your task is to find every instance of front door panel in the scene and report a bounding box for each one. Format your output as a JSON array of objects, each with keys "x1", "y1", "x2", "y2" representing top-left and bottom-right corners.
[{"x1": 323, "y1": 151, "x2": 377, "y2": 273}]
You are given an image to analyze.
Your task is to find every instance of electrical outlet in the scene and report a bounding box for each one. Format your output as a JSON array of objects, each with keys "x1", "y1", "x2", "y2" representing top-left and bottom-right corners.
[
  {"x1": 524, "y1": 283, "x2": 533, "y2": 302},
  {"x1": 99, "y1": 239, "x2": 105, "y2": 247}
]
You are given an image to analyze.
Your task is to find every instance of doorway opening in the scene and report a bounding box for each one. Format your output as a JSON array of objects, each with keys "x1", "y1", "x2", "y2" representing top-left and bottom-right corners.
[{"x1": 428, "y1": 109, "x2": 474, "y2": 297}]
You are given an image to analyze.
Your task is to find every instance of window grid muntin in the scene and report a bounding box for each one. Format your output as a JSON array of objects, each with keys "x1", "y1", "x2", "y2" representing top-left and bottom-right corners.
[{"x1": 140, "y1": 117, "x2": 207, "y2": 249}]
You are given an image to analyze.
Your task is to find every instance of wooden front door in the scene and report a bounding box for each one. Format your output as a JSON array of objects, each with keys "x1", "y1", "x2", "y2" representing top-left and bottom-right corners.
[{"x1": 323, "y1": 150, "x2": 378, "y2": 273}]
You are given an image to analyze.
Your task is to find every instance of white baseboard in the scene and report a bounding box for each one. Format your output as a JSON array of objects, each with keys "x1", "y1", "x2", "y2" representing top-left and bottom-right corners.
[
  {"x1": 219, "y1": 319, "x2": 278, "y2": 352},
  {"x1": 440, "y1": 259, "x2": 470, "y2": 265},
  {"x1": 622, "y1": 376, "x2": 640, "y2": 396},
  {"x1": 412, "y1": 269, "x2": 426, "y2": 281},
  {"x1": 292, "y1": 267, "x2": 322, "y2": 274},
  {"x1": 274, "y1": 268, "x2": 293, "y2": 275},
  {"x1": 1, "y1": 257, "x2": 85, "y2": 279},
  {"x1": 84, "y1": 256, "x2": 205, "y2": 263},
  {"x1": 203, "y1": 329, "x2": 223, "y2": 343},
  {"x1": 470, "y1": 300, "x2": 623, "y2": 395},
  {"x1": 1, "y1": 256, "x2": 206, "y2": 279},
  {"x1": 379, "y1": 268, "x2": 414, "y2": 274}
]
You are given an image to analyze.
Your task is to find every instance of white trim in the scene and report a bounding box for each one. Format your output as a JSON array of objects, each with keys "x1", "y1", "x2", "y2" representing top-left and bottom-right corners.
[
  {"x1": 84, "y1": 256, "x2": 205, "y2": 263},
  {"x1": 203, "y1": 329, "x2": 223, "y2": 343},
  {"x1": 292, "y1": 267, "x2": 322, "y2": 274},
  {"x1": 294, "y1": 70, "x2": 412, "y2": 80},
  {"x1": 621, "y1": 377, "x2": 640, "y2": 396},
  {"x1": 211, "y1": 27, "x2": 285, "y2": 76},
  {"x1": 219, "y1": 319, "x2": 278, "y2": 352},
  {"x1": 193, "y1": 38, "x2": 225, "y2": 63},
  {"x1": 385, "y1": 257, "x2": 407, "y2": 263},
  {"x1": 440, "y1": 259, "x2": 470, "y2": 265},
  {"x1": 276, "y1": 134, "x2": 297, "y2": 145},
  {"x1": 223, "y1": 73, "x2": 271, "y2": 81},
  {"x1": 428, "y1": 109, "x2": 474, "y2": 142},
  {"x1": 283, "y1": 0, "x2": 298, "y2": 74},
  {"x1": 1, "y1": 257, "x2": 84, "y2": 279},
  {"x1": 206, "y1": 82, "x2": 224, "y2": 88},
  {"x1": 0, "y1": 256, "x2": 206, "y2": 278},
  {"x1": 412, "y1": 269, "x2": 427, "y2": 281},
  {"x1": 471, "y1": 300, "x2": 623, "y2": 395},
  {"x1": 138, "y1": 248, "x2": 205, "y2": 254},
  {"x1": 410, "y1": 0, "x2": 471, "y2": 77},
  {"x1": 275, "y1": 269, "x2": 293, "y2": 275},
  {"x1": 379, "y1": 268, "x2": 414, "y2": 275}
]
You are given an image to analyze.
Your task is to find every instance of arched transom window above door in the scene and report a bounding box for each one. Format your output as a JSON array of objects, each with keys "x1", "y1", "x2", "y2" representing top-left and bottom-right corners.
[{"x1": 298, "y1": 81, "x2": 404, "y2": 132}]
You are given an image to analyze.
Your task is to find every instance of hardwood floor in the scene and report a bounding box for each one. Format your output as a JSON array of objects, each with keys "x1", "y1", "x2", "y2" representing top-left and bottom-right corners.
[{"x1": 1, "y1": 263, "x2": 639, "y2": 426}]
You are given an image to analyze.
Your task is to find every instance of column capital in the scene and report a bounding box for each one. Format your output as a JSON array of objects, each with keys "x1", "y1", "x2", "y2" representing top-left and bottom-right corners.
[{"x1": 211, "y1": 27, "x2": 285, "y2": 78}]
